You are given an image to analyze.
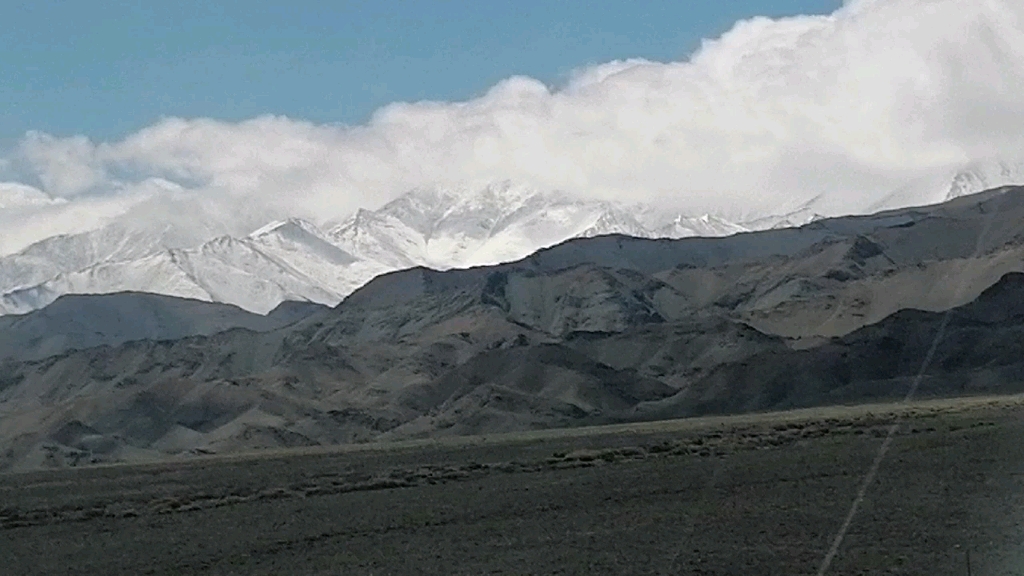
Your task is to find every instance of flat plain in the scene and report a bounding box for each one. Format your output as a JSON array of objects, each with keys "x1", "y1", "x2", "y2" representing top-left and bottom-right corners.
[{"x1": 2, "y1": 394, "x2": 1024, "y2": 575}]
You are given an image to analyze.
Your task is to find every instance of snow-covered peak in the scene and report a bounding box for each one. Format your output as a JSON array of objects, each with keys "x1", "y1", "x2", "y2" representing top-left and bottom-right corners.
[
  {"x1": 329, "y1": 186, "x2": 748, "y2": 269},
  {"x1": 741, "y1": 209, "x2": 823, "y2": 231},
  {"x1": 0, "y1": 226, "x2": 387, "y2": 316},
  {"x1": 249, "y1": 218, "x2": 319, "y2": 238},
  {"x1": 0, "y1": 223, "x2": 193, "y2": 295},
  {"x1": 249, "y1": 218, "x2": 358, "y2": 268},
  {"x1": 328, "y1": 209, "x2": 425, "y2": 269},
  {"x1": 251, "y1": 218, "x2": 339, "y2": 249},
  {"x1": 578, "y1": 207, "x2": 651, "y2": 239},
  {"x1": 331, "y1": 184, "x2": 562, "y2": 268},
  {"x1": 6, "y1": 167, "x2": 1018, "y2": 318},
  {"x1": 945, "y1": 159, "x2": 1024, "y2": 201},
  {"x1": 654, "y1": 213, "x2": 749, "y2": 238},
  {"x1": 372, "y1": 181, "x2": 542, "y2": 240},
  {"x1": 868, "y1": 159, "x2": 1024, "y2": 213}
]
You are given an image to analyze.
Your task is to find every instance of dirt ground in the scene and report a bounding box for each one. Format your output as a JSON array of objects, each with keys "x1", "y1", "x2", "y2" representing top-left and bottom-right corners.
[{"x1": 2, "y1": 395, "x2": 1024, "y2": 575}]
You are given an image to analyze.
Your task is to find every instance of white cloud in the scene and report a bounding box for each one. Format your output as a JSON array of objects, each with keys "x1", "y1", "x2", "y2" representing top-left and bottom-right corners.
[
  {"x1": 0, "y1": 184, "x2": 124, "y2": 255},
  {"x1": 0, "y1": 182, "x2": 59, "y2": 210},
  {"x1": 2, "y1": 0, "x2": 1024, "y2": 254},
  {"x1": 17, "y1": 132, "x2": 106, "y2": 196}
]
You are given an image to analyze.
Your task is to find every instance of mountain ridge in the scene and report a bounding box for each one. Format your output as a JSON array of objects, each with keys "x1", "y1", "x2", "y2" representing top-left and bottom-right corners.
[
  {"x1": 0, "y1": 291, "x2": 328, "y2": 362},
  {"x1": 4, "y1": 186, "x2": 1024, "y2": 469},
  {"x1": 1, "y1": 161, "x2": 1022, "y2": 318}
]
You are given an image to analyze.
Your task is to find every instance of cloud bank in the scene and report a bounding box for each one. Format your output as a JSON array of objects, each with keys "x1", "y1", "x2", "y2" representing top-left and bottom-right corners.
[{"x1": 3, "y1": 0, "x2": 1024, "y2": 254}]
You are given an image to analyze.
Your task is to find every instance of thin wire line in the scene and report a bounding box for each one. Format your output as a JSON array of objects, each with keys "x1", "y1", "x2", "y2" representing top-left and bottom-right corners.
[
  {"x1": 815, "y1": 312, "x2": 952, "y2": 575},
  {"x1": 815, "y1": 192, "x2": 1005, "y2": 575}
]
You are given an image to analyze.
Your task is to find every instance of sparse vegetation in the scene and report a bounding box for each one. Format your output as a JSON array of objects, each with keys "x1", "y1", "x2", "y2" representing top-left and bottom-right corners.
[{"x1": 2, "y1": 395, "x2": 1022, "y2": 574}]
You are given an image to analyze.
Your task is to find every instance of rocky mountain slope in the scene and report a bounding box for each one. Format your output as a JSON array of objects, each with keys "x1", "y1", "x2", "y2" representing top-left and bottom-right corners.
[
  {"x1": 0, "y1": 293, "x2": 326, "y2": 362},
  {"x1": 3, "y1": 185, "x2": 1024, "y2": 470},
  {"x1": 4, "y1": 159, "x2": 1019, "y2": 318},
  {"x1": 0, "y1": 220, "x2": 389, "y2": 315},
  {"x1": 0, "y1": 184, "x2": 747, "y2": 316}
]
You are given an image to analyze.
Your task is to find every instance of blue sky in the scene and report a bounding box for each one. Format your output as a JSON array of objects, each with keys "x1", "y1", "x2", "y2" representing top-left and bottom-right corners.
[
  {"x1": 1, "y1": 0, "x2": 841, "y2": 141},
  {"x1": 2, "y1": 0, "x2": 1022, "y2": 255}
]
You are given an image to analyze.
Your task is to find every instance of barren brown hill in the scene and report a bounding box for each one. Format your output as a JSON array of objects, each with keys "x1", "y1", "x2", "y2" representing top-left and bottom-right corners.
[{"x1": 3, "y1": 186, "x2": 1024, "y2": 470}]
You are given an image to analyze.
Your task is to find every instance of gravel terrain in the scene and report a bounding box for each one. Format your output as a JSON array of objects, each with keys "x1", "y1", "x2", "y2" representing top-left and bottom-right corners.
[{"x1": 2, "y1": 394, "x2": 1023, "y2": 575}]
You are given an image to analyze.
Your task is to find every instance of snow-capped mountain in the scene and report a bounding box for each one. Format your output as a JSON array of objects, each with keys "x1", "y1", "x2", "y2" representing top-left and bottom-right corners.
[
  {"x1": 644, "y1": 212, "x2": 750, "y2": 238},
  {"x1": 740, "y1": 205, "x2": 824, "y2": 231},
  {"x1": 0, "y1": 220, "x2": 389, "y2": 315},
  {"x1": 0, "y1": 193, "x2": 272, "y2": 295},
  {"x1": 731, "y1": 159, "x2": 1024, "y2": 229},
  {"x1": 868, "y1": 159, "x2": 1024, "y2": 213},
  {"x1": 329, "y1": 183, "x2": 648, "y2": 268},
  {"x1": 0, "y1": 225, "x2": 190, "y2": 295},
  {"x1": 329, "y1": 182, "x2": 750, "y2": 270},
  {"x1": 0, "y1": 182, "x2": 751, "y2": 315},
  {"x1": 3, "y1": 162, "x2": 1024, "y2": 317}
]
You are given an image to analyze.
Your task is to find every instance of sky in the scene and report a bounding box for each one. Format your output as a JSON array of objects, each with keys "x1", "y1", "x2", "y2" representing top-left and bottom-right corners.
[
  {"x1": 2, "y1": 0, "x2": 1024, "y2": 256},
  {"x1": 1, "y1": 0, "x2": 842, "y2": 140}
]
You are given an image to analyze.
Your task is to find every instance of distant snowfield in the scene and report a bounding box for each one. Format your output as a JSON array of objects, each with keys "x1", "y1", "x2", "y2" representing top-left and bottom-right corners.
[{"x1": 1, "y1": 162, "x2": 1023, "y2": 316}]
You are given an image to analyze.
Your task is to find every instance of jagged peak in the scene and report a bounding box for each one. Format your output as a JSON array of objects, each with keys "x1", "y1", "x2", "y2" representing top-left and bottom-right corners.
[
  {"x1": 945, "y1": 159, "x2": 1024, "y2": 201},
  {"x1": 249, "y1": 217, "x2": 324, "y2": 239}
]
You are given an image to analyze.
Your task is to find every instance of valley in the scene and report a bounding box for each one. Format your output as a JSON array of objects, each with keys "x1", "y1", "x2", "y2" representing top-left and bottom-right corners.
[{"x1": 5, "y1": 3, "x2": 1024, "y2": 573}]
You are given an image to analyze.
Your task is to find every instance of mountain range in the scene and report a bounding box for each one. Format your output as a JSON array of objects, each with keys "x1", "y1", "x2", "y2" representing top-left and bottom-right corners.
[
  {"x1": 4, "y1": 184, "x2": 1024, "y2": 470},
  {"x1": 0, "y1": 185, "x2": 742, "y2": 316},
  {"x1": 3, "y1": 160, "x2": 1022, "y2": 317},
  {"x1": 0, "y1": 293, "x2": 325, "y2": 363}
]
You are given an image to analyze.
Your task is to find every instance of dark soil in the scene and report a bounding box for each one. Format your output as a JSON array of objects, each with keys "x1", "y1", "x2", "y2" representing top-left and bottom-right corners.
[{"x1": 2, "y1": 396, "x2": 1023, "y2": 575}]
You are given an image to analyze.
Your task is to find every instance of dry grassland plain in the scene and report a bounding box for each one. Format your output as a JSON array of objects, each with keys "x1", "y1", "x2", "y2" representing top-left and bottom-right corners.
[{"x1": 2, "y1": 394, "x2": 1024, "y2": 575}]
